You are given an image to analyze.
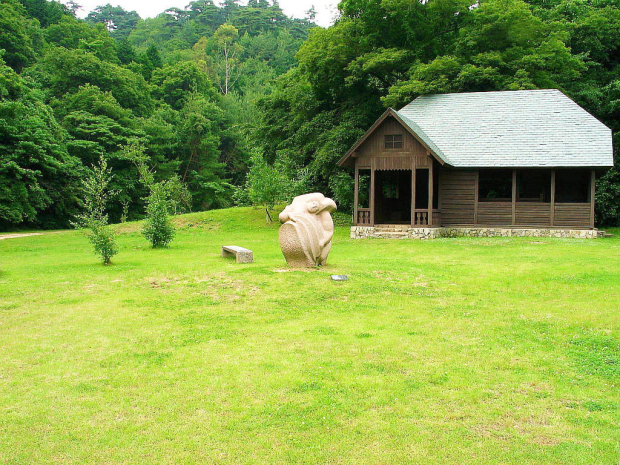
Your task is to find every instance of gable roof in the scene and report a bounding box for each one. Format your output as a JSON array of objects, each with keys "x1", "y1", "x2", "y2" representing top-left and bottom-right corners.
[
  {"x1": 398, "y1": 89, "x2": 613, "y2": 167},
  {"x1": 339, "y1": 89, "x2": 614, "y2": 168},
  {"x1": 337, "y1": 108, "x2": 447, "y2": 167}
]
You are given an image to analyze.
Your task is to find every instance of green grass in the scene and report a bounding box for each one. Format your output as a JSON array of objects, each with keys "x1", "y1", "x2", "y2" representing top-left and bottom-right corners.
[{"x1": 1, "y1": 207, "x2": 619, "y2": 464}]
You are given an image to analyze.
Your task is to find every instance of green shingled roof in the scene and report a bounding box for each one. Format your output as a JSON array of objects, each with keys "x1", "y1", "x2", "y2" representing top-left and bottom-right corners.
[
  {"x1": 393, "y1": 113, "x2": 447, "y2": 164},
  {"x1": 396, "y1": 89, "x2": 613, "y2": 168}
]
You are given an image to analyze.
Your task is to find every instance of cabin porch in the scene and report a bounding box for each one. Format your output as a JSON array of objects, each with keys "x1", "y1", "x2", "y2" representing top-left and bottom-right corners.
[{"x1": 354, "y1": 164, "x2": 441, "y2": 228}]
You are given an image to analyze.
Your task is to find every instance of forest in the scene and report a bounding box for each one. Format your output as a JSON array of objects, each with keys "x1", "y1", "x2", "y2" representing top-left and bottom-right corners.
[{"x1": 1, "y1": 0, "x2": 620, "y2": 229}]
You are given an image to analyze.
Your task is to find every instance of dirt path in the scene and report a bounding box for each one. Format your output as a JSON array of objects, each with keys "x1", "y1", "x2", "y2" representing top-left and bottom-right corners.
[{"x1": 0, "y1": 232, "x2": 44, "y2": 241}]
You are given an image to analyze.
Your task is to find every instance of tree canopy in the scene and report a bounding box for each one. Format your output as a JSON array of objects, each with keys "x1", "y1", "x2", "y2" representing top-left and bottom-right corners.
[
  {"x1": 255, "y1": 0, "x2": 620, "y2": 224},
  {"x1": 1, "y1": 0, "x2": 620, "y2": 228},
  {"x1": 0, "y1": 0, "x2": 316, "y2": 229}
]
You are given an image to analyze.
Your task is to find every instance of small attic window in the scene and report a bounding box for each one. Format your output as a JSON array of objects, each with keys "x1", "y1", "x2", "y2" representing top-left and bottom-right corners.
[{"x1": 384, "y1": 134, "x2": 403, "y2": 149}]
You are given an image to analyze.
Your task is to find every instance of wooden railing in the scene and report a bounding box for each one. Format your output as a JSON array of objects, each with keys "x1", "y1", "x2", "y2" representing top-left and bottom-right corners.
[
  {"x1": 356, "y1": 209, "x2": 441, "y2": 226},
  {"x1": 357, "y1": 209, "x2": 371, "y2": 225},
  {"x1": 413, "y1": 209, "x2": 441, "y2": 227}
]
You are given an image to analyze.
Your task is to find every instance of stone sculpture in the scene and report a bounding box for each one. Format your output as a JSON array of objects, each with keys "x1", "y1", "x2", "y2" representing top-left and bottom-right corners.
[{"x1": 278, "y1": 193, "x2": 337, "y2": 267}]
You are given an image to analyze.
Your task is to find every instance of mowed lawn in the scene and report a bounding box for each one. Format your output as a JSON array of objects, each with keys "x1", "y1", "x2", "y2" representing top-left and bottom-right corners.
[{"x1": 1, "y1": 207, "x2": 619, "y2": 464}]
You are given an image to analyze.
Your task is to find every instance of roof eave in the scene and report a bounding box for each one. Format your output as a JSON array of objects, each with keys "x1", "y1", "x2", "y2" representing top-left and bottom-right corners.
[
  {"x1": 391, "y1": 111, "x2": 446, "y2": 166},
  {"x1": 445, "y1": 163, "x2": 614, "y2": 169},
  {"x1": 337, "y1": 109, "x2": 394, "y2": 167}
]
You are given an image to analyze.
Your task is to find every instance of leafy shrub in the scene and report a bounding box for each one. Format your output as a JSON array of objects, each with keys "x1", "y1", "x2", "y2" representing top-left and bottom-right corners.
[
  {"x1": 244, "y1": 152, "x2": 313, "y2": 222},
  {"x1": 246, "y1": 153, "x2": 288, "y2": 210},
  {"x1": 142, "y1": 182, "x2": 175, "y2": 248},
  {"x1": 84, "y1": 217, "x2": 118, "y2": 264},
  {"x1": 166, "y1": 175, "x2": 192, "y2": 215},
  {"x1": 232, "y1": 184, "x2": 251, "y2": 207},
  {"x1": 74, "y1": 156, "x2": 118, "y2": 265},
  {"x1": 129, "y1": 143, "x2": 178, "y2": 248},
  {"x1": 596, "y1": 163, "x2": 620, "y2": 226},
  {"x1": 329, "y1": 171, "x2": 354, "y2": 214}
]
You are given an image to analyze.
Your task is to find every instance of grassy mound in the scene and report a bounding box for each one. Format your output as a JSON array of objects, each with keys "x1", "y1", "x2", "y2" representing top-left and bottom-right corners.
[{"x1": 1, "y1": 207, "x2": 619, "y2": 464}]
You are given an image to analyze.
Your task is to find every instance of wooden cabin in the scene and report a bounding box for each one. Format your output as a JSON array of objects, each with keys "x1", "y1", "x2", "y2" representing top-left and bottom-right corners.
[{"x1": 338, "y1": 90, "x2": 614, "y2": 232}]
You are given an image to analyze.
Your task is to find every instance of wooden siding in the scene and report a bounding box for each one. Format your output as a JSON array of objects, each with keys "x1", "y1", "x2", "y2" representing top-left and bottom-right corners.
[
  {"x1": 439, "y1": 170, "x2": 476, "y2": 225},
  {"x1": 439, "y1": 168, "x2": 594, "y2": 229},
  {"x1": 554, "y1": 203, "x2": 591, "y2": 228},
  {"x1": 515, "y1": 202, "x2": 551, "y2": 226},
  {"x1": 477, "y1": 202, "x2": 513, "y2": 225},
  {"x1": 373, "y1": 156, "x2": 412, "y2": 171},
  {"x1": 356, "y1": 117, "x2": 426, "y2": 161},
  {"x1": 415, "y1": 153, "x2": 430, "y2": 168}
]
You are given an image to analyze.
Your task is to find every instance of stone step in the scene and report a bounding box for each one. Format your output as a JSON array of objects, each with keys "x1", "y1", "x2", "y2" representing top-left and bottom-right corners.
[
  {"x1": 374, "y1": 228, "x2": 410, "y2": 232},
  {"x1": 375, "y1": 225, "x2": 409, "y2": 229},
  {"x1": 374, "y1": 232, "x2": 410, "y2": 238}
]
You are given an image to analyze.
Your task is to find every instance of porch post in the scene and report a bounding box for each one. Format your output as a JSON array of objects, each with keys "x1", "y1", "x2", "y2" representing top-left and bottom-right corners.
[
  {"x1": 511, "y1": 169, "x2": 517, "y2": 225},
  {"x1": 370, "y1": 163, "x2": 375, "y2": 226},
  {"x1": 474, "y1": 170, "x2": 479, "y2": 225},
  {"x1": 428, "y1": 162, "x2": 434, "y2": 226},
  {"x1": 550, "y1": 170, "x2": 555, "y2": 227},
  {"x1": 354, "y1": 164, "x2": 359, "y2": 226},
  {"x1": 590, "y1": 170, "x2": 596, "y2": 229},
  {"x1": 411, "y1": 167, "x2": 416, "y2": 227}
]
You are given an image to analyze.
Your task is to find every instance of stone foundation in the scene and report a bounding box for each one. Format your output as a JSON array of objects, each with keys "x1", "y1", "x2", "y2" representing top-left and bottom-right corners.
[
  {"x1": 351, "y1": 226, "x2": 600, "y2": 240},
  {"x1": 351, "y1": 226, "x2": 443, "y2": 240}
]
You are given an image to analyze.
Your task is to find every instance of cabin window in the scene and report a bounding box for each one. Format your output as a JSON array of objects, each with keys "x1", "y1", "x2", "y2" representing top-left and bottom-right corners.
[
  {"x1": 555, "y1": 170, "x2": 590, "y2": 203},
  {"x1": 478, "y1": 169, "x2": 512, "y2": 201},
  {"x1": 517, "y1": 170, "x2": 551, "y2": 202},
  {"x1": 357, "y1": 169, "x2": 371, "y2": 209},
  {"x1": 384, "y1": 134, "x2": 403, "y2": 149}
]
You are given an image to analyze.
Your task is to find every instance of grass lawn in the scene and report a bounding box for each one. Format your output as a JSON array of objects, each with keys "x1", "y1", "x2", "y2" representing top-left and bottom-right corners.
[{"x1": 1, "y1": 207, "x2": 619, "y2": 464}]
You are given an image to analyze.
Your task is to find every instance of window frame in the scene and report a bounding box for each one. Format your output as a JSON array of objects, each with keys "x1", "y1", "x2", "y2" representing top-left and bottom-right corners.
[
  {"x1": 516, "y1": 169, "x2": 552, "y2": 203},
  {"x1": 384, "y1": 134, "x2": 403, "y2": 150},
  {"x1": 555, "y1": 169, "x2": 591, "y2": 203},
  {"x1": 478, "y1": 169, "x2": 513, "y2": 202}
]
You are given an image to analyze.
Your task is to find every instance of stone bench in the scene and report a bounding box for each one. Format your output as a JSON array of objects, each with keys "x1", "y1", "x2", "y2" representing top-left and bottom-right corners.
[{"x1": 221, "y1": 245, "x2": 253, "y2": 263}]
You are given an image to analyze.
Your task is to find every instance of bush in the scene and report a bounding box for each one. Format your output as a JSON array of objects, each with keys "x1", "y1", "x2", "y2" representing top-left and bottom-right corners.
[
  {"x1": 84, "y1": 218, "x2": 118, "y2": 265},
  {"x1": 128, "y1": 144, "x2": 178, "y2": 248},
  {"x1": 244, "y1": 152, "x2": 313, "y2": 222},
  {"x1": 232, "y1": 184, "x2": 251, "y2": 207},
  {"x1": 142, "y1": 182, "x2": 175, "y2": 248},
  {"x1": 596, "y1": 165, "x2": 620, "y2": 227},
  {"x1": 75, "y1": 156, "x2": 118, "y2": 265},
  {"x1": 329, "y1": 171, "x2": 354, "y2": 214}
]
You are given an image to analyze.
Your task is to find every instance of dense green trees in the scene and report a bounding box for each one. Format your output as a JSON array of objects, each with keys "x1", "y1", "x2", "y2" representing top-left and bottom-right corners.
[
  {"x1": 2, "y1": 0, "x2": 620, "y2": 228},
  {"x1": 18, "y1": 0, "x2": 66, "y2": 27},
  {"x1": 0, "y1": 56, "x2": 81, "y2": 229},
  {"x1": 1, "y1": 0, "x2": 40, "y2": 71},
  {"x1": 86, "y1": 4, "x2": 140, "y2": 39},
  {"x1": 256, "y1": 0, "x2": 620, "y2": 225},
  {"x1": 0, "y1": 0, "x2": 314, "y2": 229}
]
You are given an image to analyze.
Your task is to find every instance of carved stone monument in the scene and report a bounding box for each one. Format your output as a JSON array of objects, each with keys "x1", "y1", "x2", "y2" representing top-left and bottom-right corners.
[{"x1": 278, "y1": 193, "x2": 337, "y2": 267}]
